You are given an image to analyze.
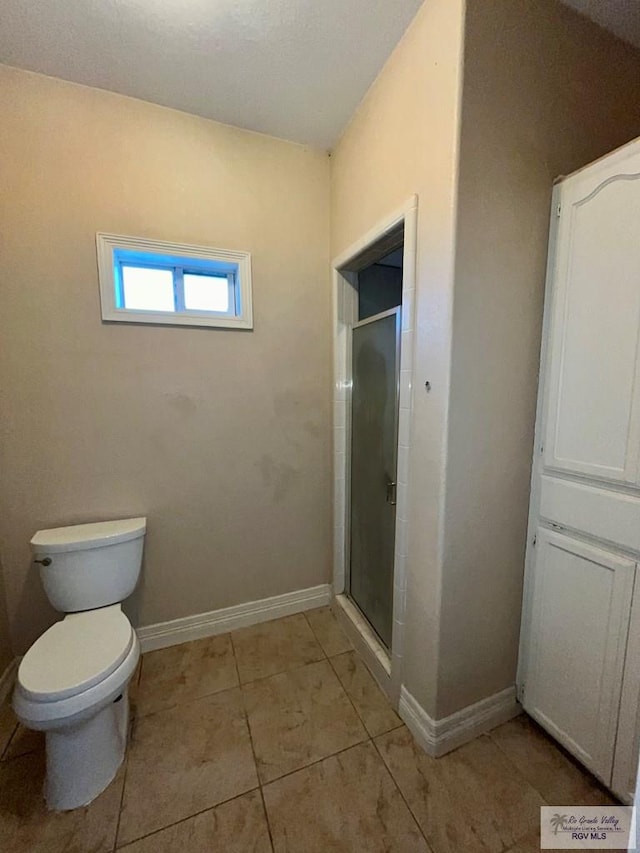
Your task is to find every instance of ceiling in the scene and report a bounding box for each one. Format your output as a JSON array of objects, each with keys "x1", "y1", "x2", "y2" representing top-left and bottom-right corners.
[
  {"x1": 0, "y1": 0, "x2": 423, "y2": 150},
  {"x1": 559, "y1": 0, "x2": 640, "y2": 48},
  {"x1": 1, "y1": 1, "x2": 638, "y2": 151}
]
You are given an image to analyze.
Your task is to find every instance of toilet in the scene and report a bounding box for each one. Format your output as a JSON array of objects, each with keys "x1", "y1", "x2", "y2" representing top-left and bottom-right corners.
[{"x1": 13, "y1": 517, "x2": 146, "y2": 811}]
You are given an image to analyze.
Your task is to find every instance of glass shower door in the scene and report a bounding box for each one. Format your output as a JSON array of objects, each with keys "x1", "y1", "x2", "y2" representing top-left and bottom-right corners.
[{"x1": 348, "y1": 308, "x2": 400, "y2": 648}]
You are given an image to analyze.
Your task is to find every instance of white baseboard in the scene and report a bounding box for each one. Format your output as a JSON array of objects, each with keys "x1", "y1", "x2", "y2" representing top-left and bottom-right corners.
[
  {"x1": 137, "y1": 583, "x2": 332, "y2": 653},
  {"x1": 399, "y1": 684, "x2": 520, "y2": 757},
  {"x1": 0, "y1": 658, "x2": 18, "y2": 705}
]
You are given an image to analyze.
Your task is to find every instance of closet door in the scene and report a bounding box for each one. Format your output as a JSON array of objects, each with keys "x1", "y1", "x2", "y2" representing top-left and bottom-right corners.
[
  {"x1": 523, "y1": 529, "x2": 634, "y2": 782},
  {"x1": 543, "y1": 154, "x2": 640, "y2": 484},
  {"x1": 611, "y1": 575, "x2": 640, "y2": 803}
]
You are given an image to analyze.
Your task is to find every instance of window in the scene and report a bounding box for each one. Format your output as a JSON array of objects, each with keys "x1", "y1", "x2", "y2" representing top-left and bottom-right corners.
[{"x1": 96, "y1": 233, "x2": 253, "y2": 329}]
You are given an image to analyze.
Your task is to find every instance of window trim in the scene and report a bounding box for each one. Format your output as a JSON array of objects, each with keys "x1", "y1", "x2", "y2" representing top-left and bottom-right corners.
[{"x1": 96, "y1": 233, "x2": 253, "y2": 329}]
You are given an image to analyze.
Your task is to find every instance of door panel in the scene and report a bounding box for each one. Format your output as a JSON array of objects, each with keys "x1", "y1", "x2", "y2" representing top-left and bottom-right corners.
[
  {"x1": 611, "y1": 573, "x2": 640, "y2": 803},
  {"x1": 539, "y1": 474, "x2": 640, "y2": 554},
  {"x1": 523, "y1": 529, "x2": 634, "y2": 782},
  {"x1": 543, "y1": 170, "x2": 640, "y2": 483},
  {"x1": 349, "y1": 310, "x2": 399, "y2": 648}
]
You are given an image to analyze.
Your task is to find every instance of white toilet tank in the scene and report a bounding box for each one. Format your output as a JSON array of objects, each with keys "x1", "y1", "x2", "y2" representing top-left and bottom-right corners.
[{"x1": 31, "y1": 518, "x2": 146, "y2": 613}]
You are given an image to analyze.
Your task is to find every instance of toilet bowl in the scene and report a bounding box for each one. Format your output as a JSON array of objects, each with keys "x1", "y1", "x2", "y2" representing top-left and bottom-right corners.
[
  {"x1": 14, "y1": 604, "x2": 140, "y2": 810},
  {"x1": 13, "y1": 517, "x2": 146, "y2": 811}
]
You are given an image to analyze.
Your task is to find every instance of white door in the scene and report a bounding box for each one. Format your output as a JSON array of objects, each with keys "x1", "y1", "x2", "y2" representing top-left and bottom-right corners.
[
  {"x1": 542, "y1": 151, "x2": 640, "y2": 484},
  {"x1": 523, "y1": 529, "x2": 635, "y2": 782},
  {"x1": 612, "y1": 576, "x2": 640, "y2": 803}
]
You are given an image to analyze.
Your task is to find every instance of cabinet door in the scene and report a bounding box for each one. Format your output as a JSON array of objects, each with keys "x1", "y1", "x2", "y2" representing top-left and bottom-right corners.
[
  {"x1": 523, "y1": 529, "x2": 634, "y2": 782},
  {"x1": 611, "y1": 573, "x2": 640, "y2": 804},
  {"x1": 543, "y1": 152, "x2": 640, "y2": 484}
]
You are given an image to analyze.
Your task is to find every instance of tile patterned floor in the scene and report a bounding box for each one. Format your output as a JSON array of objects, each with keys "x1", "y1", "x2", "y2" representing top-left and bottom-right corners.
[{"x1": 0, "y1": 607, "x2": 616, "y2": 852}]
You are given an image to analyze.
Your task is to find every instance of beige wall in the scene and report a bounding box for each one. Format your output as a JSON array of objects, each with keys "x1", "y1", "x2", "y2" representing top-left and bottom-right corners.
[
  {"x1": 331, "y1": 0, "x2": 466, "y2": 714},
  {"x1": 0, "y1": 561, "x2": 13, "y2": 674},
  {"x1": 440, "y1": 0, "x2": 640, "y2": 716},
  {"x1": 0, "y1": 66, "x2": 331, "y2": 653}
]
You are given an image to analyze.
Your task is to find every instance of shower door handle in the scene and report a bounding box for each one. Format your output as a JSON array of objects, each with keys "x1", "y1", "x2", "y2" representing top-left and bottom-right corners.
[{"x1": 386, "y1": 481, "x2": 397, "y2": 506}]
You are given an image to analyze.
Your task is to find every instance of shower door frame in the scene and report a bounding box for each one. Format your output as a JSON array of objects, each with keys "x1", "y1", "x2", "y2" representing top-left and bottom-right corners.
[{"x1": 331, "y1": 196, "x2": 418, "y2": 706}]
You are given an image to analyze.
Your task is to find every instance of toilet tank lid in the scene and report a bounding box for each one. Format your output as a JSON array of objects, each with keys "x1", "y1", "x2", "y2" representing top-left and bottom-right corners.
[{"x1": 31, "y1": 517, "x2": 146, "y2": 554}]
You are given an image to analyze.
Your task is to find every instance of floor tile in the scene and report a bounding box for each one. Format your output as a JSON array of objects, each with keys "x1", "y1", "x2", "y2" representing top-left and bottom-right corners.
[
  {"x1": 0, "y1": 700, "x2": 17, "y2": 758},
  {"x1": 376, "y1": 726, "x2": 544, "y2": 853},
  {"x1": 0, "y1": 750, "x2": 124, "y2": 853},
  {"x1": 505, "y1": 827, "x2": 563, "y2": 852},
  {"x1": 263, "y1": 741, "x2": 429, "y2": 852},
  {"x1": 243, "y1": 659, "x2": 367, "y2": 783},
  {"x1": 118, "y1": 790, "x2": 272, "y2": 852},
  {"x1": 117, "y1": 689, "x2": 258, "y2": 846},
  {"x1": 331, "y1": 650, "x2": 401, "y2": 736},
  {"x1": 232, "y1": 614, "x2": 324, "y2": 684},
  {"x1": 489, "y1": 715, "x2": 616, "y2": 806},
  {"x1": 2, "y1": 723, "x2": 44, "y2": 761},
  {"x1": 137, "y1": 634, "x2": 238, "y2": 715},
  {"x1": 305, "y1": 607, "x2": 352, "y2": 657},
  {"x1": 1, "y1": 627, "x2": 625, "y2": 853}
]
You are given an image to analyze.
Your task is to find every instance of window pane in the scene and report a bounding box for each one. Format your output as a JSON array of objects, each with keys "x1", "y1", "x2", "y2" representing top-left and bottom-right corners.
[
  {"x1": 121, "y1": 266, "x2": 175, "y2": 312},
  {"x1": 183, "y1": 273, "x2": 230, "y2": 312}
]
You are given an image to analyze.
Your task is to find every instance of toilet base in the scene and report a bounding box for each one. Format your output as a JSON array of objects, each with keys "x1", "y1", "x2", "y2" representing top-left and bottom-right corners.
[{"x1": 45, "y1": 689, "x2": 129, "y2": 811}]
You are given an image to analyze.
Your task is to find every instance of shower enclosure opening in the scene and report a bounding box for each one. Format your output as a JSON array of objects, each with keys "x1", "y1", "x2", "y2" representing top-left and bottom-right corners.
[{"x1": 345, "y1": 233, "x2": 403, "y2": 649}]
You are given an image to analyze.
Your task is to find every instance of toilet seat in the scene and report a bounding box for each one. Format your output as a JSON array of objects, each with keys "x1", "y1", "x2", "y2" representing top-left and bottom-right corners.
[
  {"x1": 14, "y1": 630, "x2": 139, "y2": 731},
  {"x1": 18, "y1": 604, "x2": 133, "y2": 702}
]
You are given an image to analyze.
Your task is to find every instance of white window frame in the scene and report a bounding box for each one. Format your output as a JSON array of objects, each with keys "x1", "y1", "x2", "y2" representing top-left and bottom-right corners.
[{"x1": 96, "y1": 233, "x2": 253, "y2": 330}]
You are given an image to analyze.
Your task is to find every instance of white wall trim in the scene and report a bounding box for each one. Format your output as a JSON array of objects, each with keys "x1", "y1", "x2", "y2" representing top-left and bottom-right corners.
[
  {"x1": 332, "y1": 197, "x2": 417, "y2": 270},
  {"x1": 332, "y1": 195, "x2": 418, "y2": 705},
  {"x1": 399, "y1": 684, "x2": 520, "y2": 757},
  {"x1": 136, "y1": 583, "x2": 331, "y2": 652},
  {"x1": 0, "y1": 658, "x2": 18, "y2": 705}
]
